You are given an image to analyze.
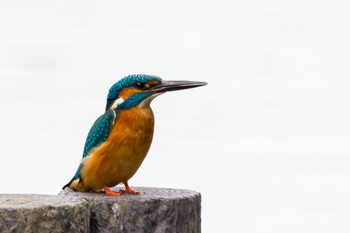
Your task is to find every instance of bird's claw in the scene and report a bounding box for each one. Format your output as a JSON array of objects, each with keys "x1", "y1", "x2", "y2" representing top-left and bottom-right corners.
[
  {"x1": 121, "y1": 188, "x2": 139, "y2": 195},
  {"x1": 122, "y1": 182, "x2": 139, "y2": 195},
  {"x1": 104, "y1": 186, "x2": 122, "y2": 196}
]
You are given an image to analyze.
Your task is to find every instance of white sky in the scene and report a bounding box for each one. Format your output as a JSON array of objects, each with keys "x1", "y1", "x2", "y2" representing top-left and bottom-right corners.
[{"x1": 1, "y1": 1, "x2": 350, "y2": 232}]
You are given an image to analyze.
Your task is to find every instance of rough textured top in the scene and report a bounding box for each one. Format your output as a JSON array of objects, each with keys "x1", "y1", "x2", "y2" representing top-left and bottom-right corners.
[
  {"x1": 59, "y1": 186, "x2": 200, "y2": 199},
  {"x1": 0, "y1": 194, "x2": 85, "y2": 209}
]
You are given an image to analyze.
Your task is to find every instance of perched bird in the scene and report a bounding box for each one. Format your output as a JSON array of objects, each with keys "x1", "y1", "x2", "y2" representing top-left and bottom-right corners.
[{"x1": 63, "y1": 74, "x2": 207, "y2": 196}]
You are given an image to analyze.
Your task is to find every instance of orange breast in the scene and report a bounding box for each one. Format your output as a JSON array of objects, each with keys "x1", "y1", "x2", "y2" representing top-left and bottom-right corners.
[{"x1": 80, "y1": 107, "x2": 155, "y2": 191}]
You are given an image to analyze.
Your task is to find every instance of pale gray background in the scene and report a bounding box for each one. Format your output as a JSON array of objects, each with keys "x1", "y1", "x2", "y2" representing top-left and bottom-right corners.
[{"x1": 1, "y1": 1, "x2": 350, "y2": 232}]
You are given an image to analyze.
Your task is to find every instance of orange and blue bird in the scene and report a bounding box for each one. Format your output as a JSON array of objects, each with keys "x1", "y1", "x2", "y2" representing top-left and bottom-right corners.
[{"x1": 63, "y1": 74, "x2": 207, "y2": 196}]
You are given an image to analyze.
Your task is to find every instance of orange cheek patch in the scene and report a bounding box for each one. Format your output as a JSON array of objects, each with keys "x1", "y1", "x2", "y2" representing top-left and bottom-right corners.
[
  {"x1": 119, "y1": 87, "x2": 141, "y2": 100},
  {"x1": 148, "y1": 80, "x2": 161, "y2": 87}
]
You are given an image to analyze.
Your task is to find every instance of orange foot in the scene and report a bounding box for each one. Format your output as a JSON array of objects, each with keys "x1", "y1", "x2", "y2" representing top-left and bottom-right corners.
[
  {"x1": 121, "y1": 182, "x2": 139, "y2": 195},
  {"x1": 104, "y1": 186, "x2": 122, "y2": 196}
]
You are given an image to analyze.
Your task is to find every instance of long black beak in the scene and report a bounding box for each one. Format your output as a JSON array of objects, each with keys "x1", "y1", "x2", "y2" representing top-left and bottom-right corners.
[{"x1": 150, "y1": 80, "x2": 207, "y2": 93}]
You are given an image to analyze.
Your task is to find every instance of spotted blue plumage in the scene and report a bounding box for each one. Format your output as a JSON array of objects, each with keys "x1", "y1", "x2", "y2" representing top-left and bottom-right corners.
[
  {"x1": 67, "y1": 109, "x2": 117, "y2": 184},
  {"x1": 107, "y1": 74, "x2": 161, "y2": 99},
  {"x1": 82, "y1": 109, "x2": 116, "y2": 158},
  {"x1": 105, "y1": 74, "x2": 162, "y2": 111}
]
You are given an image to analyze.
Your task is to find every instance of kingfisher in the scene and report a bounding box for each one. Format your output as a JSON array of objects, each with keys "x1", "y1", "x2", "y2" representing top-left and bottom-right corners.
[{"x1": 63, "y1": 74, "x2": 207, "y2": 196}]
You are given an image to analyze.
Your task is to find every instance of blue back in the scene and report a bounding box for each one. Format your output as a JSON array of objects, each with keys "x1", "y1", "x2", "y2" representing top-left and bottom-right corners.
[
  {"x1": 72, "y1": 109, "x2": 117, "y2": 180},
  {"x1": 82, "y1": 109, "x2": 116, "y2": 158}
]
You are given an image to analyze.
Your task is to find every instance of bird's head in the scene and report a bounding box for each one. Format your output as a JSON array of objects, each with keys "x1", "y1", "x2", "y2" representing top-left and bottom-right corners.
[{"x1": 106, "y1": 74, "x2": 207, "y2": 111}]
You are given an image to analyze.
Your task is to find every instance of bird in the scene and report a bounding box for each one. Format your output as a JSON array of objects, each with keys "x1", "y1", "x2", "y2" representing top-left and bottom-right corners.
[{"x1": 62, "y1": 74, "x2": 207, "y2": 196}]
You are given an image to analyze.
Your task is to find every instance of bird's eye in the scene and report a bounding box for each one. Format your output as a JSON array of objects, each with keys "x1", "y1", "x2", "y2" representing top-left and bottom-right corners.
[{"x1": 134, "y1": 82, "x2": 145, "y2": 89}]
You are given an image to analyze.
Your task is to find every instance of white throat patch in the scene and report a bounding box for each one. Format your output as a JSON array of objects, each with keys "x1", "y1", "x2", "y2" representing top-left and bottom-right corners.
[
  {"x1": 110, "y1": 97, "x2": 124, "y2": 110},
  {"x1": 137, "y1": 93, "x2": 163, "y2": 108}
]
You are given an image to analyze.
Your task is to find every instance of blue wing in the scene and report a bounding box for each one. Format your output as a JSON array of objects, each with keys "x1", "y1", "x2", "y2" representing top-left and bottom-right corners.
[
  {"x1": 82, "y1": 109, "x2": 116, "y2": 158},
  {"x1": 63, "y1": 109, "x2": 117, "y2": 188}
]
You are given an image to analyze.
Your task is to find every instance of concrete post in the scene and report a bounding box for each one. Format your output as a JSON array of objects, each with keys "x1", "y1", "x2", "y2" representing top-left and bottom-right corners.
[{"x1": 0, "y1": 187, "x2": 201, "y2": 233}]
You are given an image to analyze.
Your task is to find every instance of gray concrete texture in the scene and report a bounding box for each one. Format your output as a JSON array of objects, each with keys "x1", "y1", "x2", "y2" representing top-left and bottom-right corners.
[{"x1": 0, "y1": 187, "x2": 201, "y2": 233}]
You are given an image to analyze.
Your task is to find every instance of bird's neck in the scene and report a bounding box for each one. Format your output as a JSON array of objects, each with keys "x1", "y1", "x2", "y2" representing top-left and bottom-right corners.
[{"x1": 114, "y1": 107, "x2": 155, "y2": 134}]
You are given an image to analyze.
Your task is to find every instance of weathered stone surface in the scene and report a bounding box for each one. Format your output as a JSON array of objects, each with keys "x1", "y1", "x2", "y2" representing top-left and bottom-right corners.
[
  {"x1": 0, "y1": 188, "x2": 201, "y2": 233},
  {"x1": 0, "y1": 194, "x2": 89, "y2": 233},
  {"x1": 59, "y1": 187, "x2": 201, "y2": 233}
]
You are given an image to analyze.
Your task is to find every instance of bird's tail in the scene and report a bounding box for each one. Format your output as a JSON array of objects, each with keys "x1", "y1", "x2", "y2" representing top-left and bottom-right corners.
[
  {"x1": 62, "y1": 177, "x2": 90, "y2": 192},
  {"x1": 62, "y1": 163, "x2": 88, "y2": 191},
  {"x1": 62, "y1": 177, "x2": 75, "y2": 190}
]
